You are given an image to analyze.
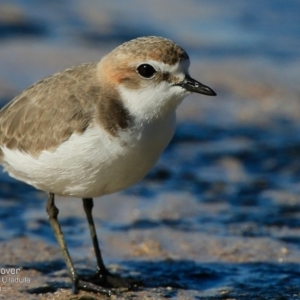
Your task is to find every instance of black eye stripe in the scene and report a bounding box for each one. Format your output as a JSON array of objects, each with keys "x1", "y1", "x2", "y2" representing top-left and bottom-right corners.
[{"x1": 137, "y1": 64, "x2": 156, "y2": 79}]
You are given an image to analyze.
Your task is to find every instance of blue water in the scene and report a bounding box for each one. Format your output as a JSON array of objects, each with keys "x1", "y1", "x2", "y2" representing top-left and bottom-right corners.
[{"x1": 1, "y1": 0, "x2": 300, "y2": 62}]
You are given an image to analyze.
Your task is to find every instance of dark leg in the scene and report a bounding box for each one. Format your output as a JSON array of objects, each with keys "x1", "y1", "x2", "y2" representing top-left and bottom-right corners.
[
  {"x1": 82, "y1": 198, "x2": 140, "y2": 289},
  {"x1": 46, "y1": 193, "x2": 111, "y2": 295},
  {"x1": 82, "y1": 198, "x2": 109, "y2": 275}
]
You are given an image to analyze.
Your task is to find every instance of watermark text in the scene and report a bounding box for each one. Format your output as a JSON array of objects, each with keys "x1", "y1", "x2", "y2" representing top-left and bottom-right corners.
[{"x1": 0, "y1": 267, "x2": 31, "y2": 292}]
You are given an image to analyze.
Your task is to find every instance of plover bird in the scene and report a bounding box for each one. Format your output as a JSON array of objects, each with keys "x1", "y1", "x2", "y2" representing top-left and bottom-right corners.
[{"x1": 0, "y1": 36, "x2": 216, "y2": 295}]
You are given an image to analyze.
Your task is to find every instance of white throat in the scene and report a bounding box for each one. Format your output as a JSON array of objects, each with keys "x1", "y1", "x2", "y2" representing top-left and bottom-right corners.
[{"x1": 118, "y1": 82, "x2": 187, "y2": 123}]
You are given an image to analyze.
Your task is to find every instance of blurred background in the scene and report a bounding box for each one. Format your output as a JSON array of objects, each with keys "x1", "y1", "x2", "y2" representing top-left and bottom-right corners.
[{"x1": 0, "y1": 1, "x2": 300, "y2": 299}]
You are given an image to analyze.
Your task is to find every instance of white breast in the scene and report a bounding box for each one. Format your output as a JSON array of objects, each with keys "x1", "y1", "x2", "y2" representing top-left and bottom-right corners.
[{"x1": 1, "y1": 112, "x2": 176, "y2": 198}]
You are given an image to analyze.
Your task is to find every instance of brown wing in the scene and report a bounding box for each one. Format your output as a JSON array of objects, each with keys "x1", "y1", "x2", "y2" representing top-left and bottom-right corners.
[{"x1": 0, "y1": 63, "x2": 100, "y2": 156}]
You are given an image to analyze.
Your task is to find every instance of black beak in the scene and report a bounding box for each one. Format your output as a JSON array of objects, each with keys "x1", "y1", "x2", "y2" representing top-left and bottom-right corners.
[{"x1": 176, "y1": 75, "x2": 217, "y2": 96}]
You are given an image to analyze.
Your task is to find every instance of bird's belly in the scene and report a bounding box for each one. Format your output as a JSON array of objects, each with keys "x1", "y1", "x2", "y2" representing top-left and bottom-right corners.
[{"x1": 1, "y1": 115, "x2": 175, "y2": 198}]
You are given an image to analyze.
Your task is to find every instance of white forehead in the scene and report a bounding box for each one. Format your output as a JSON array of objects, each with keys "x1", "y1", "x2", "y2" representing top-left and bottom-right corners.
[{"x1": 135, "y1": 58, "x2": 190, "y2": 76}]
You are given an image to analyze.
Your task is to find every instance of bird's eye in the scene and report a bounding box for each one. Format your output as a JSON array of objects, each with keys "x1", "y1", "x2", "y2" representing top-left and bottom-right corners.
[{"x1": 136, "y1": 64, "x2": 156, "y2": 79}]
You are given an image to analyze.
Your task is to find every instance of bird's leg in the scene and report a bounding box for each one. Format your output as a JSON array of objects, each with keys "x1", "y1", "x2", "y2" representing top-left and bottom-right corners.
[
  {"x1": 82, "y1": 198, "x2": 140, "y2": 289},
  {"x1": 46, "y1": 193, "x2": 79, "y2": 291},
  {"x1": 46, "y1": 193, "x2": 111, "y2": 296},
  {"x1": 82, "y1": 198, "x2": 109, "y2": 275}
]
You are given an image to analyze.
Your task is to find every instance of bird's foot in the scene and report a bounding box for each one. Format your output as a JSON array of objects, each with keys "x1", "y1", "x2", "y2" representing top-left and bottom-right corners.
[
  {"x1": 88, "y1": 269, "x2": 141, "y2": 289},
  {"x1": 75, "y1": 279, "x2": 112, "y2": 296},
  {"x1": 75, "y1": 270, "x2": 141, "y2": 296}
]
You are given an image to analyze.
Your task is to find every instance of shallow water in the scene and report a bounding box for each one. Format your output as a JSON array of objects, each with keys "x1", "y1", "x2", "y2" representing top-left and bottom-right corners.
[{"x1": 0, "y1": 1, "x2": 300, "y2": 299}]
